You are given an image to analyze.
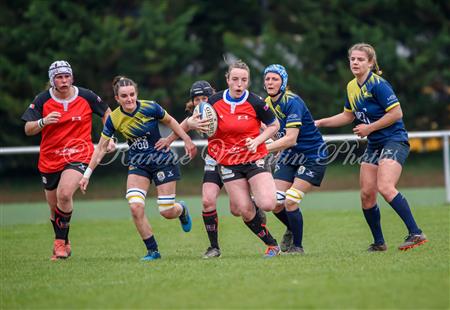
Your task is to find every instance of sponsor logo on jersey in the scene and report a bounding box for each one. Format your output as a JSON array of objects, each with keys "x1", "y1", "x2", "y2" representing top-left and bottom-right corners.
[
  {"x1": 157, "y1": 171, "x2": 165, "y2": 181},
  {"x1": 237, "y1": 115, "x2": 249, "y2": 120},
  {"x1": 72, "y1": 116, "x2": 82, "y2": 121},
  {"x1": 167, "y1": 170, "x2": 174, "y2": 177},
  {"x1": 387, "y1": 95, "x2": 397, "y2": 102}
]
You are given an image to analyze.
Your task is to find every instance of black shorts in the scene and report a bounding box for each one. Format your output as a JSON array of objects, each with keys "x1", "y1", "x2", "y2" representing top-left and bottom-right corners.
[
  {"x1": 203, "y1": 166, "x2": 223, "y2": 188},
  {"x1": 219, "y1": 158, "x2": 269, "y2": 183},
  {"x1": 40, "y1": 162, "x2": 87, "y2": 191}
]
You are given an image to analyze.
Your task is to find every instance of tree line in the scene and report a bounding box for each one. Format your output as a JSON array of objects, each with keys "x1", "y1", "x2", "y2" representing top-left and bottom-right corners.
[{"x1": 1, "y1": 0, "x2": 448, "y2": 151}]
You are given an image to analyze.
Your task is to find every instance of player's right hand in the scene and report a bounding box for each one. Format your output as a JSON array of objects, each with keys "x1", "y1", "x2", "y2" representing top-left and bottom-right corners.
[
  {"x1": 79, "y1": 177, "x2": 89, "y2": 194},
  {"x1": 43, "y1": 111, "x2": 62, "y2": 125},
  {"x1": 187, "y1": 113, "x2": 210, "y2": 133}
]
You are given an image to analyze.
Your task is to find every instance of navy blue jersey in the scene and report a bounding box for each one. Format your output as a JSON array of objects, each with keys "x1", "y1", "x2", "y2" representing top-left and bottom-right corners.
[
  {"x1": 344, "y1": 72, "x2": 408, "y2": 145},
  {"x1": 102, "y1": 100, "x2": 175, "y2": 166},
  {"x1": 265, "y1": 90, "x2": 326, "y2": 161}
]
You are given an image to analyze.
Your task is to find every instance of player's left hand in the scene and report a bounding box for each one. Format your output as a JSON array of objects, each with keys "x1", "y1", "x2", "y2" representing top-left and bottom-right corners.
[
  {"x1": 106, "y1": 138, "x2": 117, "y2": 153},
  {"x1": 353, "y1": 124, "x2": 372, "y2": 138},
  {"x1": 245, "y1": 137, "x2": 258, "y2": 153},
  {"x1": 155, "y1": 137, "x2": 171, "y2": 152},
  {"x1": 184, "y1": 140, "x2": 197, "y2": 159}
]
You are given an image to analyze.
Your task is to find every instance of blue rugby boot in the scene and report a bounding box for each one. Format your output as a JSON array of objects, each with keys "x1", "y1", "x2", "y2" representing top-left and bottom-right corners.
[
  {"x1": 178, "y1": 201, "x2": 192, "y2": 232},
  {"x1": 141, "y1": 250, "x2": 161, "y2": 261}
]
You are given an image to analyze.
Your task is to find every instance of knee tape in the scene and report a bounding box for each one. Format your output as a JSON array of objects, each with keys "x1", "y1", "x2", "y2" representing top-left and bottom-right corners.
[
  {"x1": 126, "y1": 188, "x2": 147, "y2": 206},
  {"x1": 285, "y1": 188, "x2": 305, "y2": 204},
  {"x1": 276, "y1": 191, "x2": 286, "y2": 204},
  {"x1": 157, "y1": 194, "x2": 176, "y2": 212}
]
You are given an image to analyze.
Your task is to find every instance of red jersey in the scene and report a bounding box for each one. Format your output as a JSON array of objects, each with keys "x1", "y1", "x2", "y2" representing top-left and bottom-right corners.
[
  {"x1": 207, "y1": 90, "x2": 276, "y2": 166},
  {"x1": 21, "y1": 87, "x2": 109, "y2": 173}
]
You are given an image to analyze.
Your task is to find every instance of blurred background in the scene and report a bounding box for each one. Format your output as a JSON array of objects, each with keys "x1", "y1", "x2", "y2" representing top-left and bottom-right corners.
[{"x1": 1, "y1": 0, "x2": 449, "y2": 202}]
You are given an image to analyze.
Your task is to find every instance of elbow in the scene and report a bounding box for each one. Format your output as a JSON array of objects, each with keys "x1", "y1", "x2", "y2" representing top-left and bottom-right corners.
[{"x1": 287, "y1": 138, "x2": 297, "y2": 148}]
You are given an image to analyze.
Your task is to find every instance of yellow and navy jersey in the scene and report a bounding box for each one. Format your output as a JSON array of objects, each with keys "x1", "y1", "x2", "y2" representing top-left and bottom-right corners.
[
  {"x1": 344, "y1": 72, "x2": 408, "y2": 145},
  {"x1": 102, "y1": 100, "x2": 174, "y2": 165},
  {"x1": 265, "y1": 90, "x2": 326, "y2": 160}
]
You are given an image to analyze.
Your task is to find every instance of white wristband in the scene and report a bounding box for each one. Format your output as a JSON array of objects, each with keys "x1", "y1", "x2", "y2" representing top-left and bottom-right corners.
[
  {"x1": 83, "y1": 167, "x2": 93, "y2": 179},
  {"x1": 38, "y1": 118, "x2": 45, "y2": 128}
]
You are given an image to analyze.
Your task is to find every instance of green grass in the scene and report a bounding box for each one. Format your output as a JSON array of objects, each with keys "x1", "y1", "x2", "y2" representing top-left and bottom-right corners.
[{"x1": 1, "y1": 188, "x2": 449, "y2": 309}]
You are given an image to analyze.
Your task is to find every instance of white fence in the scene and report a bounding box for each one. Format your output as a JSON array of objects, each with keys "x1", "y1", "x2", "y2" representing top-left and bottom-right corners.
[{"x1": 1, "y1": 130, "x2": 449, "y2": 203}]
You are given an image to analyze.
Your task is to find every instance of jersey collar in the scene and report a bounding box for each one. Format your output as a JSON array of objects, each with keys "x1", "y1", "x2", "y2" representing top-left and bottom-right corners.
[
  {"x1": 223, "y1": 89, "x2": 249, "y2": 114},
  {"x1": 120, "y1": 100, "x2": 141, "y2": 117},
  {"x1": 49, "y1": 86, "x2": 79, "y2": 111},
  {"x1": 357, "y1": 71, "x2": 373, "y2": 88}
]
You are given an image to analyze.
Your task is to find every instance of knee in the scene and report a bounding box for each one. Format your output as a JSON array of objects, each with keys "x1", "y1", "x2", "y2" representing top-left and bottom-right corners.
[
  {"x1": 255, "y1": 195, "x2": 276, "y2": 212},
  {"x1": 159, "y1": 208, "x2": 176, "y2": 219},
  {"x1": 273, "y1": 203, "x2": 284, "y2": 213},
  {"x1": 229, "y1": 203, "x2": 241, "y2": 217},
  {"x1": 360, "y1": 189, "x2": 376, "y2": 208},
  {"x1": 239, "y1": 207, "x2": 254, "y2": 221},
  {"x1": 202, "y1": 196, "x2": 216, "y2": 212},
  {"x1": 57, "y1": 190, "x2": 73, "y2": 206},
  {"x1": 129, "y1": 203, "x2": 144, "y2": 219},
  {"x1": 285, "y1": 199, "x2": 298, "y2": 211},
  {"x1": 377, "y1": 183, "x2": 397, "y2": 201}
]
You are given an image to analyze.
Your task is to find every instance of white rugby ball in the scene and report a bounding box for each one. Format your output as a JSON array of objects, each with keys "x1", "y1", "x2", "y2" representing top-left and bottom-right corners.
[{"x1": 193, "y1": 102, "x2": 218, "y2": 137}]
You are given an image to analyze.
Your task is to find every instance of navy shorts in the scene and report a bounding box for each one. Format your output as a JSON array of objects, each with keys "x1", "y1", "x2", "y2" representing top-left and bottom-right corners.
[
  {"x1": 219, "y1": 158, "x2": 270, "y2": 183},
  {"x1": 40, "y1": 162, "x2": 87, "y2": 191},
  {"x1": 273, "y1": 157, "x2": 327, "y2": 187},
  {"x1": 362, "y1": 141, "x2": 410, "y2": 166},
  {"x1": 128, "y1": 163, "x2": 181, "y2": 186}
]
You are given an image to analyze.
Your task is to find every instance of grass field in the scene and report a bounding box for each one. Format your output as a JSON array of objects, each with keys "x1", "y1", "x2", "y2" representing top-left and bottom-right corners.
[{"x1": 1, "y1": 188, "x2": 449, "y2": 309}]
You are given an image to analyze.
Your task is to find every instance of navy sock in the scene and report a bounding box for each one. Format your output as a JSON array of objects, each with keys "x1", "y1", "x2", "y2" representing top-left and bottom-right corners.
[
  {"x1": 362, "y1": 204, "x2": 385, "y2": 245},
  {"x1": 286, "y1": 208, "x2": 303, "y2": 248},
  {"x1": 273, "y1": 208, "x2": 290, "y2": 229},
  {"x1": 143, "y1": 235, "x2": 158, "y2": 252},
  {"x1": 389, "y1": 192, "x2": 421, "y2": 234}
]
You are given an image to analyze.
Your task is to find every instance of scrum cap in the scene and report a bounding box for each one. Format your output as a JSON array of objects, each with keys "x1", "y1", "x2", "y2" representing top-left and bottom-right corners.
[
  {"x1": 264, "y1": 64, "x2": 288, "y2": 93},
  {"x1": 48, "y1": 60, "x2": 73, "y2": 87},
  {"x1": 190, "y1": 80, "x2": 214, "y2": 100}
]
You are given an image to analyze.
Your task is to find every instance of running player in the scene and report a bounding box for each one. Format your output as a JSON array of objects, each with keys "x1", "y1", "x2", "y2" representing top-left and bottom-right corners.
[
  {"x1": 21, "y1": 60, "x2": 113, "y2": 260},
  {"x1": 263, "y1": 64, "x2": 328, "y2": 254},
  {"x1": 208, "y1": 60, "x2": 281, "y2": 257},
  {"x1": 79, "y1": 76, "x2": 197, "y2": 261}
]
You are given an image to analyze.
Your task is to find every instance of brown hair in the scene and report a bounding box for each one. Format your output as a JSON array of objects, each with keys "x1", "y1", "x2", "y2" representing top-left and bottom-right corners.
[
  {"x1": 112, "y1": 76, "x2": 138, "y2": 96},
  {"x1": 348, "y1": 43, "x2": 382, "y2": 75},
  {"x1": 225, "y1": 59, "x2": 251, "y2": 81},
  {"x1": 185, "y1": 100, "x2": 194, "y2": 114}
]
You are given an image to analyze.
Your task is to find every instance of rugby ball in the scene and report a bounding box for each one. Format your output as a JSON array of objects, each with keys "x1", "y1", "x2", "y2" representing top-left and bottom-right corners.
[{"x1": 193, "y1": 102, "x2": 218, "y2": 137}]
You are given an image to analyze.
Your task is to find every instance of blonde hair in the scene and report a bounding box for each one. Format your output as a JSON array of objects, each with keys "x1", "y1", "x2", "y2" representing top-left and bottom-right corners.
[
  {"x1": 348, "y1": 43, "x2": 382, "y2": 75},
  {"x1": 225, "y1": 59, "x2": 250, "y2": 81},
  {"x1": 112, "y1": 76, "x2": 138, "y2": 96}
]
